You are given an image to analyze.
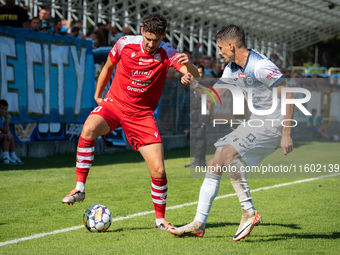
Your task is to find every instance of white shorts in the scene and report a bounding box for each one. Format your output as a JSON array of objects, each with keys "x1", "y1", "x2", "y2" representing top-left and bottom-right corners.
[{"x1": 214, "y1": 122, "x2": 281, "y2": 167}]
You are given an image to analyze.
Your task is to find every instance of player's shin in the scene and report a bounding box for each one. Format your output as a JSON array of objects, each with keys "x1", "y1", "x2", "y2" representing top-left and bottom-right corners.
[
  {"x1": 228, "y1": 159, "x2": 254, "y2": 210},
  {"x1": 75, "y1": 135, "x2": 95, "y2": 191},
  {"x1": 151, "y1": 174, "x2": 168, "y2": 225},
  {"x1": 194, "y1": 171, "x2": 221, "y2": 224}
]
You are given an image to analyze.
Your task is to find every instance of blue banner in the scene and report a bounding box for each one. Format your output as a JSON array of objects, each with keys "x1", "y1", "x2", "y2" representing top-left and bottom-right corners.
[{"x1": 0, "y1": 26, "x2": 96, "y2": 124}]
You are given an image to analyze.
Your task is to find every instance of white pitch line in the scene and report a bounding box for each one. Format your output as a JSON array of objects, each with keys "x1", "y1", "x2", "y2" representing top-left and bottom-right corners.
[{"x1": 1, "y1": 173, "x2": 339, "y2": 247}]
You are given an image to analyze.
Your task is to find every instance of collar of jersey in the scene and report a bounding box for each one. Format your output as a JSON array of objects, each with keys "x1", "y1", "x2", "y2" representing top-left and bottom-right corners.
[
  {"x1": 140, "y1": 40, "x2": 162, "y2": 56},
  {"x1": 239, "y1": 49, "x2": 252, "y2": 72}
]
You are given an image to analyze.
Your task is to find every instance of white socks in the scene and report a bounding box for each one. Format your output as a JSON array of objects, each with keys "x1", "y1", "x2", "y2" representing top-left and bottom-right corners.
[
  {"x1": 228, "y1": 159, "x2": 254, "y2": 210},
  {"x1": 194, "y1": 159, "x2": 255, "y2": 224},
  {"x1": 3, "y1": 151, "x2": 9, "y2": 158},
  {"x1": 76, "y1": 182, "x2": 85, "y2": 192},
  {"x1": 156, "y1": 218, "x2": 165, "y2": 225},
  {"x1": 194, "y1": 171, "x2": 221, "y2": 224},
  {"x1": 10, "y1": 152, "x2": 17, "y2": 159}
]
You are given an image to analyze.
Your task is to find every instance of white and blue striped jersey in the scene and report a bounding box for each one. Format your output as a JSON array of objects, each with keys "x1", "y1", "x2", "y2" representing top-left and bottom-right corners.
[{"x1": 221, "y1": 49, "x2": 285, "y2": 121}]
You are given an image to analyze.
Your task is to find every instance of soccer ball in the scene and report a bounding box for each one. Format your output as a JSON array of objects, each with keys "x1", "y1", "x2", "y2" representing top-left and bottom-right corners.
[
  {"x1": 333, "y1": 135, "x2": 339, "y2": 142},
  {"x1": 83, "y1": 204, "x2": 112, "y2": 232}
]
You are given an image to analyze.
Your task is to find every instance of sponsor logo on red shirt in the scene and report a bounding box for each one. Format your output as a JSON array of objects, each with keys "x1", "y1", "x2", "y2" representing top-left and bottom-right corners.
[
  {"x1": 139, "y1": 57, "x2": 153, "y2": 62},
  {"x1": 238, "y1": 73, "x2": 246, "y2": 78},
  {"x1": 131, "y1": 69, "x2": 153, "y2": 78}
]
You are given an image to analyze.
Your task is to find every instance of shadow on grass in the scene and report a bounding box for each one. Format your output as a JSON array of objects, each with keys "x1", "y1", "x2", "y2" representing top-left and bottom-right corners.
[
  {"x1": 105, "y1": 228, "x2": 124, "y2": 233},
  {"x1": 248, "y1": 232, "x2": 340, "y2": 242},
  {"x1": 206, "y1": 222, "x2": 301, "y2": 230},
  {"x1": 105, "y1": 227, "x2": 152, "y2": 233},
  {"x1": 0, "y1": 146, "x2": 191, "y2": 171}
]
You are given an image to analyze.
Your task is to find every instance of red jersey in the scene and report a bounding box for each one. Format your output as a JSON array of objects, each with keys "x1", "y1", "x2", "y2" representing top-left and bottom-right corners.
[{"x1": 108, "y1": 35, "x2": 183, "y2": 111}]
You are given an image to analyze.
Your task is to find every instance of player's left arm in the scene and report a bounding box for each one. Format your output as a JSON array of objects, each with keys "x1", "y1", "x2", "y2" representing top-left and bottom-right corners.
[
  {"x1": 277, "y1": 83, "x2": 295, "y2": 155},
  {"x1": 175, "y1": 53, "x2": 200, "y2": 78}
]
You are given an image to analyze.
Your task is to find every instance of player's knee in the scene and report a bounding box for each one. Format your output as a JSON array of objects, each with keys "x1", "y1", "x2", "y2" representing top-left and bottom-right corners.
[
  {"x1": 208, "y1": 158, "x2": 215, "y2": 167},
  {"x1": 220, "y1": 145, "x2": 239, "y2": 164},
  {"x1": 151, "y1": 165, "x2": 165, "y2": 178},
  {"x1": 81, "y1": 123, "x2": 98, "y2": 139}
]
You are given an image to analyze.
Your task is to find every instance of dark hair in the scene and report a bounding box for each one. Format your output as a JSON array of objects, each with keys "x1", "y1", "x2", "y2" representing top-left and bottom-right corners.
[
  {"x1": 55, "y1": 19, "x2": 62, "y2": 25},
  {"x1": 0, "y1": 99, "x2": 8, "y2": 107},
  {"x1": 30, "y1": 16, "x2": 40, "y2": 23},
  {"x1": 71, "y1": 26, "x2": 80, "y2": 33},
  {"x1": 216, "y1": 24, "x2": 246, "y2": 48},
  {"x1": 142, "y1": 14, "x2": 167, "y2": 35},
  {"x1": 86, "y1": 31, "x2": 96, "y2": 37},
  {"x1": 197, "y1": 64, "x2": 204, "y2": 70}
]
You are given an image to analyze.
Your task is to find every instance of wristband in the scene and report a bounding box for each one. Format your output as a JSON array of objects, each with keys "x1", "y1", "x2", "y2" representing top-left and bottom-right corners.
[{"x1": 190, "y1": 79, "x2": 198, "y2": 88}]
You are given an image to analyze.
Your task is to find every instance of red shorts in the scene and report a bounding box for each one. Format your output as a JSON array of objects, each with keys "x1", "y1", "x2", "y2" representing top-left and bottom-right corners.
[{"x1": 90, "y1": 98, "x2": 162, "y2": 151}]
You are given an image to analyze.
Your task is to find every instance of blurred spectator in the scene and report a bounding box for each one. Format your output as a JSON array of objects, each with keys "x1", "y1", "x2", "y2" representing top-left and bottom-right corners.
[
  {"x1": 39, "y1": 9, "x2": 52, "y2": 30},
  {"x1": 30, "y1": 16, "x2": 41, "y2": 31},
  {"x1": 307, "y1": 109, "x2": 330, "y2": 140},
  {"x1": 72, "y1": 20, "x2": 83, "y2": 36},
  {"x1": 331, "y1": 76, "x2": 339, "y2": 87},
  {"x1": 103, "y1": 23, "x2": 112, "y2": 44},
  {"x1": 0, "y1": 0, "x2": 29, "y2": 28},
  {"x1": 40, "y1": 22, "x2": 51, "y2": 33},
  {"x1": 288, "y1": 70, "x2": 301, "y2": 87},
  {"x1": 284, "y1": 69, "x2": 291, "y2": 78},
  {"x1": 109, "y1": 25, "x2": 119, "y2": 45},
  {"x1": 192, "y1": 42, "x2": 202, "y2": 65},
  {"x1": 114, "y1": 26, "x2": 132, "y2": 43},
  {"x1": 185, "y1": 64, "x2": 210, "y2": 168},
  {"x1": 269, "y1": 53, "x2": 282, "y2": 68},
  {"x1": 62, "y1": 19, "x2": 71, "y2": 30},
  {"x1": 70, "y1": 26, "x2": 80, "y2": 37},
  {"x1": 0, "y1": 99, "x2": 24, "y2": 164},
  {"x1": 96, "y1": 22, "x2": 107, "y2": 46},
  {"x1": 53, "y1": 19, "x2": 67, "y2": 35},
  {"x1": 86, "y1": 31, "x2": 97, "y2": 49},
  {"x1": 202, "y1": 56, "x2": 216, "y2": 78},
  {"x1": 311, "y1": 74, "x2": 323, "y2": 90}
]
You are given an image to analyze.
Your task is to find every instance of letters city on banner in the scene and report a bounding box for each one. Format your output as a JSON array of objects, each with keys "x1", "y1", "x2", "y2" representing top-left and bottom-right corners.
[{"x1": 0, "y1": 27, "x2": 95, "y2": 141}]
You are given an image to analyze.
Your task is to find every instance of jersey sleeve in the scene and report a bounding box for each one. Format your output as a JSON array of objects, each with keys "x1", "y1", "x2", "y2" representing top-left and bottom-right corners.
[
  {"x1": 163, "y1": 43, "x2": 184, "y2": 71},
  {"x1": 255, "y1": 59, "x2": 285, "y2": 88},
  {"x1": 108, "y1": 37, "x2": 126, "y2": 64}
]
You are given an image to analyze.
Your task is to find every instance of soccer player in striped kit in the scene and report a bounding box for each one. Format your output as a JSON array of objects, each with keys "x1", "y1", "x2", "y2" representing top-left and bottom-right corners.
[
  {"x1": 170, "y1": 24, "x2": 294, "y2": 240},
  {"x1": 62, "y1": 14, "x2": 199, "y2": 230}
]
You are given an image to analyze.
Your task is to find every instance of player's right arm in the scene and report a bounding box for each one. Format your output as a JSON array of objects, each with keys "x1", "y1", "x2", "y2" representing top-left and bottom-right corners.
[{"x1": 94, "y1": 56, "x2": 116, "y2": 105}]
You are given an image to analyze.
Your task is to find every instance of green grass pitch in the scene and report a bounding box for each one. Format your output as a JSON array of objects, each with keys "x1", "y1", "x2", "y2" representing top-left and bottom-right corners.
[{"x1": 0, "y1": 140, "x2": 339, "y2": 254}]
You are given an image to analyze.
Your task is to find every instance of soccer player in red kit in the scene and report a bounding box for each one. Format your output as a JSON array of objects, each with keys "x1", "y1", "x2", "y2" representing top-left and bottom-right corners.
[{"x1": 62, "y1": 14, "x2": 199, "y2": 230}]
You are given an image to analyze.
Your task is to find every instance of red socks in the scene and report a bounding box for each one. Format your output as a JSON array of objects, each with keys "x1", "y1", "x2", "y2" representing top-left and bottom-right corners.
[
  {"x1": 151, "y1": 174, "x2": 168, "y2": 220},
  {"x1": 76, "y1": 136, "x2": 95, "y2": 183}
]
